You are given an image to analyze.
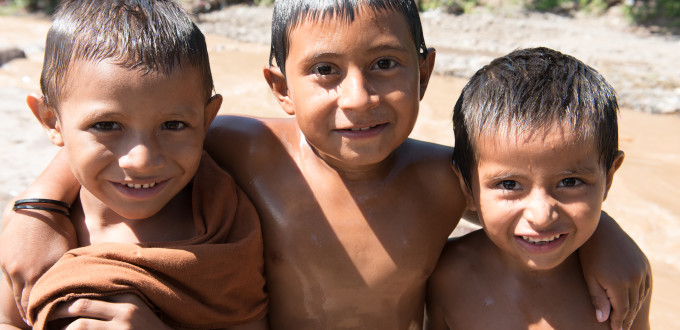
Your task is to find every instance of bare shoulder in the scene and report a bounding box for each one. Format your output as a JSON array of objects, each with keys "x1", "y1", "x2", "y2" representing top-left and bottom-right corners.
[
  {"x1": 431, "y1": 230, "x2": 489, "y2": 283},
  {"x1": 399, "y1": 138, "x2": 454, "y2": 163},
  {"x1": 205, "y1": 115, "x2": 298, "y2": 172},
  {"x1": 396, "y1": 138, "x2": 462, "y2": 196},
  {"x1": 426, "y1": 230, "x2": 491, "y2": 323},
  {"x1": 206, "y1": 115, "x2": 295, "y2": 148}
]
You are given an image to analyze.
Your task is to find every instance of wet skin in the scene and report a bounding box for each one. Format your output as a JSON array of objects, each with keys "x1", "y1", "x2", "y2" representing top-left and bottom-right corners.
[{"x1": 206, "y1": 7, "x2": 465, "y2": 329}]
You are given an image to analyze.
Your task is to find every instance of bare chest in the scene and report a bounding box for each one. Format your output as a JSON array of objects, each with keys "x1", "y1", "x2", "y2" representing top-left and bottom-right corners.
[
  {"x1": 253, "y1": 180, "x2": 457, "y2": 328},
  {"x1": 447, "y1": 272, "x2": 610, "y2": 330}
]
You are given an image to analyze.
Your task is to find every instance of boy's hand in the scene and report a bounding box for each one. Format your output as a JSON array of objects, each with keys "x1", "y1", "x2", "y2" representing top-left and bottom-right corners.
[
  {"x1": 579, "y1": 211, "x2": 652, "y2": 330},
  {"x1": 0, "y1": 208, "x2": 76, "y2": 319},
  {"x1": 48, "y1": 294, "x2": 171, "y2": 330}
]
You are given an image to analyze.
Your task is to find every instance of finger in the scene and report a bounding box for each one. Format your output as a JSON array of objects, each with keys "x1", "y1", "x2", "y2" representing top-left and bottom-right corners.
[
  {"x1": 20, "y1": 282, "x2": 34, "y2": 320},
  {"x1": 622, "y1": 281, "x2": 641, "y2": 330},
  {"x1": 1, "y1": 269, "x2": 24, "y2": 322},
  {"x1": 63, "y1": 318, "x2": 111, "y2": 330},
  {"x1": 607, "y1": 285, "x2": 629, "y2": 330},
  {"x1": 8, "y1": 276, "x2": 27, "y2": 321},
  {"x1": 585, "y1": 277, "x2": 610, "y2": 323},
  {"x1": 49, "y1": 298, "x2": 114, "y2": 321}
]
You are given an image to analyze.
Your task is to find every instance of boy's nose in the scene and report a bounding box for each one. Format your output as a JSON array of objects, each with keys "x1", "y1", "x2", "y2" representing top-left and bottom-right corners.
[
  {"x1": 523, "y1": 190, "x2": 559, "y2": 228},
  {"x1": 118, "y1": 136, "x2": 166, "y2": 172},
  {"x1": 337, "y1": 69, "x2": 379, "y2": 111}
]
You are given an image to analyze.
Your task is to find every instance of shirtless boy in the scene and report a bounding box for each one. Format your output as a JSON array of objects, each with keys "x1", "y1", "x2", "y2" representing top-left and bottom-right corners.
[
  {"x1": 1, "y1": 1, "x2": 650, "y2": 329},
  {"x1": 0, "y1": 0, "x2": 266, "y2": 329},
  {"x1": 425, "y1": 47, "x2": 651, "y2": 329}
]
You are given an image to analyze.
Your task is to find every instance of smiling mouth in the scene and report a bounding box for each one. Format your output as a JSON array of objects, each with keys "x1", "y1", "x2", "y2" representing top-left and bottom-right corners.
[
  {"x1": 123, "y1": 182, "x2": 157, "y2": 189},
  {"x1": 346, "y1": 124, "x2": 379, "y2": 131},
  {"x1": 521, "y1": 234, "x2": 563, "y2": 245}
]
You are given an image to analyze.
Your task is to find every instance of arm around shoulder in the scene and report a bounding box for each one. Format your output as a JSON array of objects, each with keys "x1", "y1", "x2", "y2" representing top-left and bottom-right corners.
[
  {"x1": 578, "y1": 211, "x2": 652, "y2": 330},
  {"x1": 0, "y1": 149, "x2": 79, "y2": 318}
]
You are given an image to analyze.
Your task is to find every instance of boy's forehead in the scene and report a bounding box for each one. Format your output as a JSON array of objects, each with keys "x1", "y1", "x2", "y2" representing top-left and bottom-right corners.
[
  {"x1": 288, "y1": 7, "x2": 415, "y2": 53},
  {"x1": 474, "y1": 124, "x2": 596, "y2": 154},
  {"x1": 59, "y1": 59, "x2": 205, "y2": 103},
  {"x1": 473, "y1": 127, "x2": 603, "y2": 172}
]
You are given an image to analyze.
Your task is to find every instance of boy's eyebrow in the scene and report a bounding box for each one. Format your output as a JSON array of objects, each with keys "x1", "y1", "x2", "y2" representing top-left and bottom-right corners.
[
  {"x1": 558, "y1": 164, "x2": 601, "y2": 176},
  {"x1": 483, "y1": 163, "x2": 601, "y2": 181},
  {"x1": 302, "y1": 43, "x2": 411, "y2": 63},
  {"x1": 485, "y1": 171, "x2": 515, "y2": 181},
  {"x1": 365, "y1": 43, "x2": 411, "y2": 54}
]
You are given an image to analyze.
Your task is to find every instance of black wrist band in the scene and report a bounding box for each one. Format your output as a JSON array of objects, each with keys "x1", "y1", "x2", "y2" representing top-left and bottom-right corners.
[
  {"x1": 13, "y1": 198, "x2": 71, "y2": 216},
  {"x1": 12, "y1": 204, "x2": 70, "y2": 217},
  {"x1": 13, "y1": 198, "x2": 70, "y2": 209}
]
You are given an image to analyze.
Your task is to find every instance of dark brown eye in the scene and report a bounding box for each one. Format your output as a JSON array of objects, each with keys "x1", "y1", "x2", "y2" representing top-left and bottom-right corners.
[
  {"x1": 558, "y1": 177, "x2": 583, "y2": 187},
  {"x1": 501, "y1": 180, "x2": 517, "y2": 190},
  {"x1": 163, "y1": 121, "x2": 186, "y2": 130},
  {"x1": 375, "y1": 58, "x2": 396, "y2": 70},
  {"x1": 92, "y1": 122, "x2": 119, "y2": 131},
  {"x1": 313, "y1": 65, "x2": 334, "y2": 75}
]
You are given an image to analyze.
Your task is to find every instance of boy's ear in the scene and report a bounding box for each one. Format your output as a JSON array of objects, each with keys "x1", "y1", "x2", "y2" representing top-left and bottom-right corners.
[
  {"x1": 603, "y1": 150, "x2": 625, "y2": 201},
  {"x1": 203, "y1": 94, "x2": 223, "y2": 131},
  {"x1": 27, "y1": 94, "x2": 63, "y2": 147},
  {"x1": 451, "y1": 161, "x2": 477, "y2": 212},
  {"x1": 418, "y1": 48, "x2": 436, "y2": 100},
  {"x1": 263, "y1": 65, "x2": 295, "y2": 115}
]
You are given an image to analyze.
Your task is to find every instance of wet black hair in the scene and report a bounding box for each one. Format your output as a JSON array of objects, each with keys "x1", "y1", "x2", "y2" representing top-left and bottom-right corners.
[
  {"x1": 268, "y1": 0, "x2": 427, "y2": 76},
  {"x1": 41, "y1": 0, "x2": 213, "y2": 109},
  {"x1": 453, "y1": 47, "x2": 619, "y2": 190}
]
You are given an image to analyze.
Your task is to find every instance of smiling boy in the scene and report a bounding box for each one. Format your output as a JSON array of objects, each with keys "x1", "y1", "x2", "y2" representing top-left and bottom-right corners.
[
  {"x1": 425, "y1": 47, "x2": 651, "y2": 329},
  {"x1": 0, "y1": 1, "x2": 266, "y2": 329},
  {"x1": 205, "y1": 3, "x2": 464, "y2": 327},
  {"x1": 1, "y1": 1, "x2": 650, "y2": 329}
]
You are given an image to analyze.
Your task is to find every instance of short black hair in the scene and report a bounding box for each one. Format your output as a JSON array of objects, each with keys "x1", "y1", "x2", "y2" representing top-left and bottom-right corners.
[
  {"x1": 268, "y1": 0, "x2": 427, "y2": 76},
  {"x1": 453, "y1": 47, "x2": 619, "y2": 190},
  {"x1": 41, "y1": 0, "x2": 214, "y2": 109}
]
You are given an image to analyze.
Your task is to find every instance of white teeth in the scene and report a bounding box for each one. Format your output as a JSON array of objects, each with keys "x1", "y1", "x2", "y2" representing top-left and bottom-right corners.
[
  {"x1": 350, "y1": 125, "x2": 375, "y2": 131},
  {"x1": 522, "y1": 234, "x2": 562, "y2": 244},
  {"x1": 125, "y1": 182, "x2": 156, "y2": 189}
]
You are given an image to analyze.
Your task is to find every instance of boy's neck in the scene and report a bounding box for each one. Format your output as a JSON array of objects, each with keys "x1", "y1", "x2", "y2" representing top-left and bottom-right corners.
[
  {"x1": 301, "y1": 133, "x2": 398, "y2": 183},
  {"x1": 490, "y1": 239, "x2": 581, "y2": 282},
  {"x1": 74, "y1": 186, "x2": 196, "y2": 246}
]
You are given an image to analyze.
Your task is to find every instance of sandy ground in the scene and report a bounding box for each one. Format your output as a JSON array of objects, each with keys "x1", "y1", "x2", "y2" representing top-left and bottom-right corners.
[{"x1": 1, "y1": 8, "x2": 678, "y2": 328}]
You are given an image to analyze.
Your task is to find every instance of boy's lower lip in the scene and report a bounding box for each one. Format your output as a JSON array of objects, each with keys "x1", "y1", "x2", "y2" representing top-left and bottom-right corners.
[
  {"x1": 335, "y1": 123, "x2": 387, "y2": 138},
  {"x1": 514, "y1": 233, "x2": 567, "y2": 253},
  {"x1": 112, "y1": 180, "x2": 168, "y2": 200}
]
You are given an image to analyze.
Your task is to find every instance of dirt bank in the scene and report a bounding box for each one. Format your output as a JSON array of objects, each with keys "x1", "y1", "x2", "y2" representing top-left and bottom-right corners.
[{"x1": 197, "y1": 4, "x2": 680, "y2": 114}]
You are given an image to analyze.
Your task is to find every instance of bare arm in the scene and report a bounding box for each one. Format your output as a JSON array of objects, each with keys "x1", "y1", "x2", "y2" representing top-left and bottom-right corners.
[
  {"x1": 579, "y1": 211, "x2": 652, "y2": 330},
  {"x1": 0, "y1": 149, "x2": 79, "y2": 317}
]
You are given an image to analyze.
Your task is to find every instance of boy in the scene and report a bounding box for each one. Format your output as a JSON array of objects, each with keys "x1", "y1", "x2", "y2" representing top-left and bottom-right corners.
[
  {"x1": 425, "y1": 47, "x2": 651, "y2": 329},
  {"x1": 0, "y1": 0, "x2": 267, "y2": 329},
  {"x1": 1, "y1": 1, "x2": 649, "y2": 329}
]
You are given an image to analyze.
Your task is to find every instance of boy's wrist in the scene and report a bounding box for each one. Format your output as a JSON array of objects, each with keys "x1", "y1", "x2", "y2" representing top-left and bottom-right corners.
[{"x1": 13, "y1": 198, "x2": 71, "y2": 217}]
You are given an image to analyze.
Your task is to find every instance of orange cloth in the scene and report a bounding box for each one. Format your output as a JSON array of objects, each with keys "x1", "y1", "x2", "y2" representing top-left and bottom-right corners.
[{"x1": 27, "y1": 152, "x2": 267, "y2": 329}]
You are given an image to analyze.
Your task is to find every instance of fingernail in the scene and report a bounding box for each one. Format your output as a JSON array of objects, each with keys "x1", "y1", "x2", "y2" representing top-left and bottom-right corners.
[{"x1": 596, "y1": 310, "x2": 603, "y2": 322}]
